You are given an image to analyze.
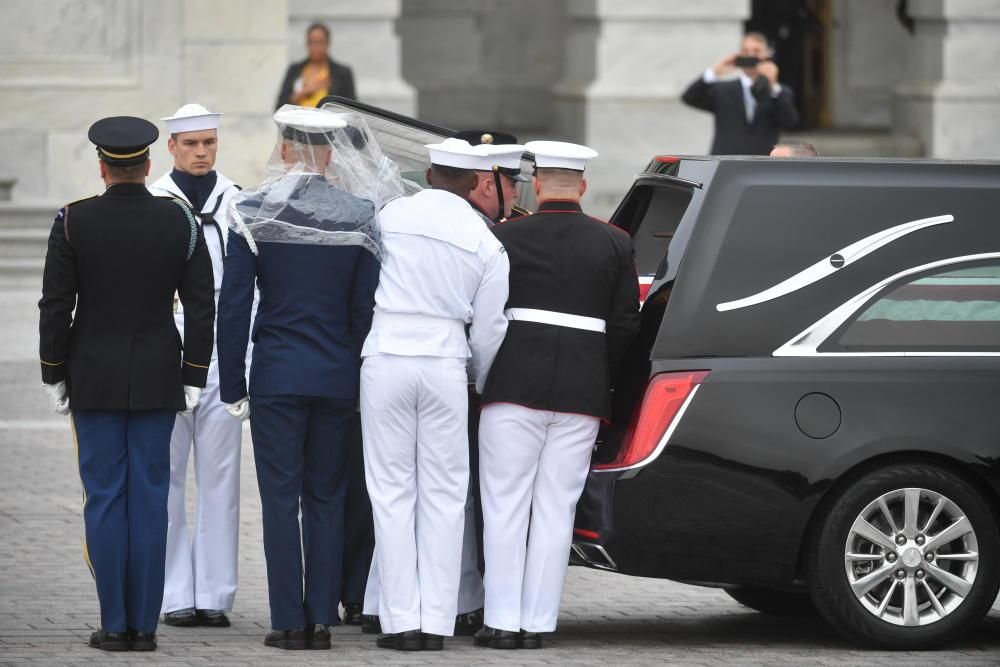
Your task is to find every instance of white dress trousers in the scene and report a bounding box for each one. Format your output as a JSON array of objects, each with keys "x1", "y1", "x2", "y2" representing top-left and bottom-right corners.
[
  {"x1": 361, "y1": 354, "x2": 470, "y2": 636},
  {"x1": 478, "y1": 402, "x2": 600, "y2": 633},
  {"x1": 162, "y1": 360, "x2": 243, "y2": 612},
  {"x1": 362, "y1": 483, "x2": 485, "y2": 617}
]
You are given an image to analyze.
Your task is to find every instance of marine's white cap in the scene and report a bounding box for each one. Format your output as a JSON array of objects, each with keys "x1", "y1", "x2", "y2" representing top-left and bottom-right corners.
[
  {"x1": 525, "y1": 140, "x2": 598, "y2": 171},
  {"x1": 161, "y1": 103, "x2": 221, "y2": 135},
  {"x1": 425, "y1": 138, "x2": 490, "y2": 170},
  {"x1": 479, "y1": 144, "x2": 526, "y2": 174},
  {"x1": 273, "y1": 106, "x2": 347, "y2": 131}
]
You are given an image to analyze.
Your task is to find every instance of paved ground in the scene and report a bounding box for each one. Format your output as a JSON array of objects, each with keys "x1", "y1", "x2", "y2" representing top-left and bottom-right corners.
[{"x1": 1, "y1": 285, "x2": 999, "y2": 665}]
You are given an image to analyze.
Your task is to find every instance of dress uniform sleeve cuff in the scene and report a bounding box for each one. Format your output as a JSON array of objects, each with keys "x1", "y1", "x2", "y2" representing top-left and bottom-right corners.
[
  {"x1": 182, "y1": 359, "x2": 210, "y2": 388},
  {"x1": 40, "y1": 360, "x2": 66, "y2": 384}
]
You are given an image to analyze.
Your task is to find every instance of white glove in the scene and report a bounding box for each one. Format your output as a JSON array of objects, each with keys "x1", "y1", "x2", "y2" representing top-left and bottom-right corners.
[
  {"x1": 225, "y1": 396, "x2": 250, "y2": 422},
  {"x1": 43, "y1": 381, "x2": 70, "y2": 415},
  {"x1": 182, "y1": 385, "x2": 202, "y2": 414}
]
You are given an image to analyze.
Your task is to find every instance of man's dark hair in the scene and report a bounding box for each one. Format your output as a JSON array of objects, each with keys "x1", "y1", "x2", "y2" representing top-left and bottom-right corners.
[
  {"x1": 106, "y1": 162, "x2": 147, "y2": 181},
  {"x1": 430, "y1": 164, "x2": 474, "y2": 182},
  {"x1": 775, "y1": 141, "x2": 819, "y2": 157},
  {"x1": 307, "y1": 23, "x2": 330, "y2": 41}
]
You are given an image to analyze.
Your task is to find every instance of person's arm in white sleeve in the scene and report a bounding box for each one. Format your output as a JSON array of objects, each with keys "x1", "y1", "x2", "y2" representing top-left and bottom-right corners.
[{"x1": 469, "y1": 245, "x2": 510, "y2": 394}]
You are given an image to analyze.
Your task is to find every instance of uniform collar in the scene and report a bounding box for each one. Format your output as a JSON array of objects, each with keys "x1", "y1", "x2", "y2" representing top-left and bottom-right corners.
[
  {"x1": 104, "y1": 182, "x2": 151, "y2": 196},
  {"x1": 537, "y1": 199, "x2": 582, "y2": 213}
]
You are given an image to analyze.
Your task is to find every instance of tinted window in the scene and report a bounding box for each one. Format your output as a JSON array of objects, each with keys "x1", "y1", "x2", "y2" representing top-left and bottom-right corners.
[
  {"x1": 827, "y1": 262, "x2": 1000, "y2": 352},
  {"x1": 614, "y1": 182, "x2": 693, "y2": 276}
]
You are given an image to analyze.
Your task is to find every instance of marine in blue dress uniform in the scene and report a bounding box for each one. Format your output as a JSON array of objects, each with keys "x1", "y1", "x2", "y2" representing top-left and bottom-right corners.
[
  {"x1": 38, "y1": 116, "x2": 216, "y2": 652},
  {"x1": 216, "y1": 108, "x2": 381, "y2": 650}
]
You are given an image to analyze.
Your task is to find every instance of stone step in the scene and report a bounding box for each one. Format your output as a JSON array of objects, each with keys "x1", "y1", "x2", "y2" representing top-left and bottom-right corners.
[
  {"x1": 0, "y1": 258, "x2": 43, "y2": 290},
  {"x1": 0, "y1": 228, "x2": 49, "y2": 260},
  {"x1": 0, "y1": 202, "x2": 61, "y2": 229}
]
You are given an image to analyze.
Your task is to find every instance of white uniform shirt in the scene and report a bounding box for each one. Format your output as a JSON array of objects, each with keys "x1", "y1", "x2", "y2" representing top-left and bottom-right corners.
[
  {"x1": 362, "y1": 188, "x2": 510, "y2": 393},
  {"x1": 149, "y1": 171, "x2": 243, "y2": 361}
]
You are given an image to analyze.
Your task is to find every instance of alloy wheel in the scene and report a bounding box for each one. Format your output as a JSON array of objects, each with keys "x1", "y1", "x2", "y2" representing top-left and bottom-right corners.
[{"x1": 844, "y1": 487, "x2": 979, "y2": 626}]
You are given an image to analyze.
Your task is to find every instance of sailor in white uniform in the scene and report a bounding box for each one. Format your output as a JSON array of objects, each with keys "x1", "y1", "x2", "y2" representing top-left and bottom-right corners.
[
  {"x1": 148, "y1": 104, "x2": 247, "y2": 628},
  {"x1": 475, "y1": 142, "x2": 641, "y2": 649},
  {"x1": 360, "y1": 138, "x2": 510, "y2": 651}
]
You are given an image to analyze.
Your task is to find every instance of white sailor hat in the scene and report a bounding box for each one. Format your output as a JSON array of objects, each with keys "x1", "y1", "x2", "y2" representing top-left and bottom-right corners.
[
  {"x1": 273, "y1": 106, "x2": 347, "y2": 145},
  {"x1": 480, "y1": 144, "x2": 528, "y2": 181},
  {"x1": 425, "y1": 138, "x2": 490, "y2": 170},
  {"x1": 525, "y1": 140, "x2": 598, "y2": 171},
  {"x1": 161, "y1": 103, "x2": 222, "y2": 135}
]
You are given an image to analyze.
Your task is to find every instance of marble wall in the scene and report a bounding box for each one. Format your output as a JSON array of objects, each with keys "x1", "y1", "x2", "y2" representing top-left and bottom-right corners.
[{"x1": 0, "y1": 0, "x2": 287, "y2": 205}]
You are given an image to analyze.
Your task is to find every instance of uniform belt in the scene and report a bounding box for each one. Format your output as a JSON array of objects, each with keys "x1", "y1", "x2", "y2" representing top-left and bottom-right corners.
[
  {"x1": 504, "y1": 308, "x2": 606, "y2": 333},
  {"x1": 372, "y1": 311, "x2": 466, "y2": 333}
]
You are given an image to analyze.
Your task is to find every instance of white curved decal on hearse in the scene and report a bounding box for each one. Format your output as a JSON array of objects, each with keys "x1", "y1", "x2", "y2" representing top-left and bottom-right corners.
[{"x1": 716, "y1": 214, "x2": 954, "y2": 312}]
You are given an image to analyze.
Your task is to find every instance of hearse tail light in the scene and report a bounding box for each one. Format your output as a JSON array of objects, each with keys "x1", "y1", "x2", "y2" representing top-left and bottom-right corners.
[
  {"x1": 654, "y1": 155, "x2": 679, "y2": 164},
  {"x1": 593, "y1": 371, "x2": 708, "y2": 471}
]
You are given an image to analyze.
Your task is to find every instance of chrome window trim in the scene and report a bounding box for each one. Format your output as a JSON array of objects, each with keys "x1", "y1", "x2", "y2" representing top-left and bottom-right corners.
[
  {"x1": 717, "y1": 214, "x2": 954, "y2": 312},
  {"x1": 773, "y1": 252, "x2": 1000, "y2": 357},
  {"x1": 594, "y1": 384, "x2": 701, "y2": 477}
]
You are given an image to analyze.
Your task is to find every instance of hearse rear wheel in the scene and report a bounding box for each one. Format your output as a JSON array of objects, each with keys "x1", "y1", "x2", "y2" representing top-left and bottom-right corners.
[
  {"x1": 807, "y1": 464, "x2": 1000, "y2": 649},
  {"x1": 724, "y1": 586, "x2": 816, "y2": 616}
]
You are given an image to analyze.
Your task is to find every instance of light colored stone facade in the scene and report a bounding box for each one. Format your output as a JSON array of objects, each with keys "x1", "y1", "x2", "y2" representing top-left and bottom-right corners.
[{"x1": 0, "y1": 0, "x2": 997, "y2": 217}]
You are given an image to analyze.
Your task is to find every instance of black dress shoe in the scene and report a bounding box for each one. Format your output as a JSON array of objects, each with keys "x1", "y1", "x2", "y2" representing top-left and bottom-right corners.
[
  {"x1": 342, "y1": 602, "x2": 363, "y2": 625},
  {"x1": 361, "y1": 614, "x2": 381, "y2": 634},
  {"x1": 422, "y1": 632, "x2": 443, "y2": 651},
  {"x1": 376, "y1": 629, "x2": 423, "y2": 651},
  {"x1": 473, "y1": 625, "x2": 518, "y2": 650},
  {"x1": 307, "y1": 624, "x2": 331, "y2": 650},
  {"x1": 129, "y1": 630, "x2": 157, "y2": 652},
  {"x1": 163, "y1": 607, "x2": 199, "y2": 627},
  {"x1": 196, "y1": 609, "x2": 230, "y2": 628},
  {"x1": 520, "y1": 630, "x2": 542, "y2": 649},
  {"x1": 454, "y1": 607, "x2": 484, "y2": 636},
  {"x1": 88, "y1": 629, "x2": 129, "y2": 652},
  {"x1": 264, "y1": 628, "x2": 309, "y2": 650}
]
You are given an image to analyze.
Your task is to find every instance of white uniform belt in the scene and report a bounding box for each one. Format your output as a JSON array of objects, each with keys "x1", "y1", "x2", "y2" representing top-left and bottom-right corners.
[
  {"x1": 372, "y1": 311, "x2": 466, "y2": 333},
  {"x1": 504, "y1": 308, "x2": 606, "y2": 333}
]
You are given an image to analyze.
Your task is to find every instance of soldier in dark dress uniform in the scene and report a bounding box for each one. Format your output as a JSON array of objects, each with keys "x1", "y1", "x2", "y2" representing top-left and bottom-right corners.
[
  {"x1": 475, "y1": 141, "x2": 641, "y2": 650},
  {"x1": 38, "y1": 116, "x2": 216, "y2": 652}
]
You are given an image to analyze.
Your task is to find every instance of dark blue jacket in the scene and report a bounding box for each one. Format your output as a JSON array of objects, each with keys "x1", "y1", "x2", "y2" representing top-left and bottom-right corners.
[{"x1": 216, "y1": 178, "x2": 380, "y2": 403}]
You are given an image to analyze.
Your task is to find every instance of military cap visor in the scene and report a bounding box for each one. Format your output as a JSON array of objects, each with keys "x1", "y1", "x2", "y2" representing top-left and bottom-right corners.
[{"x1": 88, "y1": 116, "x2": 159, "y2": 167}]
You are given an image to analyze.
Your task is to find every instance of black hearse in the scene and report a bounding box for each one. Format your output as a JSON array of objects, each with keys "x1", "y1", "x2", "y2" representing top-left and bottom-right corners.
[
  {"x1": 319, "y1": 95, "x2": 1000, "y2": 651},
  {"x1": 573, "y1": 155, "x2": 1000, "y2": 650}
]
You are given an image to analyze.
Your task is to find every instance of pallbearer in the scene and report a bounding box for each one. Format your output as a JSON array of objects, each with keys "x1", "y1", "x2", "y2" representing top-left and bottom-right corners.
[
  {"x1": 475, "y1": 141, "x2": 641, "y2": 649},
  {"x1": 38, "y1": 117, "x2": 215, "y2": 652},
  {"x1": 361, "y1": 138, "x2": 509, "y2": 651},
  {"x1": 149, "y1": 103, "x2": 245, "y2": 629}
]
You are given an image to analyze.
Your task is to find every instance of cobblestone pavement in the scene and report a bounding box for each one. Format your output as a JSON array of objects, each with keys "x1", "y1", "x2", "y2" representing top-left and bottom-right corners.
[{"x1": 1, "y1": 286, "x2": 999, "y2": 666}]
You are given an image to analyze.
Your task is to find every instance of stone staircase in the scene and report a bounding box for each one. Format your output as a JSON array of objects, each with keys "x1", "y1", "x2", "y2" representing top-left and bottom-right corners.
[
  {"x1": 779, "y1": 129, "x2": 923, "y2": 158},
  {"x1": 0, "y1": 201, "x2": 59, "y2": 290}
]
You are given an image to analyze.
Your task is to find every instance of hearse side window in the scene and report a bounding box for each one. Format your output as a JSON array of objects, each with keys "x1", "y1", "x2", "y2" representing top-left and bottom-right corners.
[
  {"x1": 824, "y1": 262, "x2": 1000, "y2": 353},
  {"x1": 616, "y1": 183, "x2": 693, "y2": 278}
]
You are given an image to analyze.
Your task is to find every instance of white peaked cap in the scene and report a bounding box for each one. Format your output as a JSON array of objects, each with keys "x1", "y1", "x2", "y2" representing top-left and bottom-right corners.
[
  {"x1": 161, "y1": 103, "x2": 222, "y2": 134},
  {"x1": 425, "y1": 138, "x2": 490, "y2": 170},
  {"x1": 479, "y1": 144, "x2": 526, "y2": 172},
  {"x1": 273, "y1": 106, "x2": 347, "y2": 132},
  {"x1": 525, "y1": 140, "x2": 598, "y2": 171}
]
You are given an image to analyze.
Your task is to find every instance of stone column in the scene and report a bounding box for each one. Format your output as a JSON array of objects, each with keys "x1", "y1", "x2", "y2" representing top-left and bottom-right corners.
[
  {"x1": 289, "y1": 0, "x2": 415, "y2": 115},
  {"x1": 554, "y1": 0, "x2": 750, "y2": 216},
  {"x1": 893, "y1": 0, "x2": 1000, "y2": 158}
]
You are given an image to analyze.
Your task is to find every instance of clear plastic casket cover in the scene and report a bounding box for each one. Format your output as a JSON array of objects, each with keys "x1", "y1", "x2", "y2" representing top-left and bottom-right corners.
[{"x1": 228, "y1": 105, "x2": 404, "y2": 259}]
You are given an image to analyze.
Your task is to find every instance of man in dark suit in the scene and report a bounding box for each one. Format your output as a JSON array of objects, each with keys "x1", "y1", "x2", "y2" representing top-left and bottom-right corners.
[
  {"x1": 38, "y1": 116, "x2": 216, "y2": 652},
  {"x1": 275, "y1": 22, "x2": 356, "y2": 109},
  {"x1": 216, "y1": 108, "x2": 380, "y2": 651},
  {"x1": 682, "y1": 32, "x2": 799, "y2": 155}
]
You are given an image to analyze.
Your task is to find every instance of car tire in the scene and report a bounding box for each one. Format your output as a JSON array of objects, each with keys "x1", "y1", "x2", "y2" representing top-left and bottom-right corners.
[
  {"x1": 806, "y1": 463, "x2": 1000, "y2": 649},
  {"x1": 724, "y1": 586, "x2": 816, "y2": 616}
]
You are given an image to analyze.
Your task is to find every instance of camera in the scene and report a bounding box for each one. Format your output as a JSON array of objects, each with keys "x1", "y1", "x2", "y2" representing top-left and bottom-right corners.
[{"x1": 734, "y1": 55, "x2": 760, "y2": 67}]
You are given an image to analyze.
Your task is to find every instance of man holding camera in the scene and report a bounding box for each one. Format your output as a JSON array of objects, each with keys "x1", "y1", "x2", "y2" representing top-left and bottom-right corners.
[{"x1": 682, "y1": 32, "x2": 799, "y2": 155}]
